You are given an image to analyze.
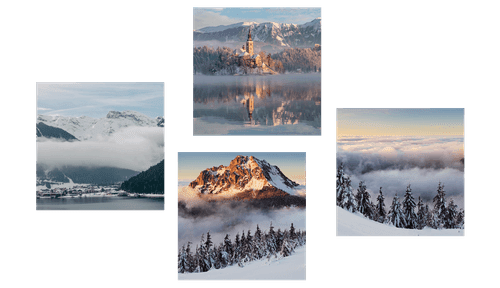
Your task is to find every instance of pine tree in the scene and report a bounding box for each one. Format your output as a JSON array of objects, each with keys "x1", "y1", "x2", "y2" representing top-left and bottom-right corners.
[
  {"x1": 243, "y1": 229, "x2": 254, "y2": 262},
  {"x1": 185, "y1": 242, "x2": 193, "y2": 273},
  {"x1": 198, "y1": 234, "x2": 208, "y2": 272},
  {"x1": 233, "y1": 232, "x2": 242, "y2": 266},
  {"x1": 341, "y1": 176, "x2": 357, "y2": 212},
  {"x1": 276, "y1": 228, "x2": 284, "y2": 253},
  {"x1": 456, "y1": 209, "x2": 465, "y2": 229},
  {"x1": 253, "y1": 224, "x2": 264, "y2": 259},
  {"x1": 425, "y1": 204, "x2": 436, "y2": 228},
  {"x1": 431, "y1": 211, "x2": 441, "y2": 229},
  {"x1": 336, "y1": 162, "x2": 346, "y2": 206},
  {"x1": 288, "y1": 223, "x2": 298, "y2": 250},
  {"x1": 402, "y1": 184, "x2": 417, "y2": 229},
  {"x1": 213, "y1": 244, "x2": 222, "y2": 269},
  {"x1": 433, "y1": 182, "x2": 447, "y2": 227},
  {"x1": 416, "y1": 196, "x2": 427, "y2": 230},
  {"x1": 375, "y1": 187, "x2": 386, "y2": 223},
  {"x1": 280, "y1": 238, "x2": 293, "y2": 258},
  {"x1": 445, "y1": 199, "x2": 458, "y2": 229},
  {"x1": 387, "y1": 194, "x2": 406, "y2": 228},
  {"x1": 266, "y1": 222, "x2": 277, "y2": 257},
  {"x1": 289, "y1": 223, "x2": 296, "y2": 240},
  {"x1": 355, "y1": 181, "x2": 373, "y2": 218},
  {"x1": 223, "y1": 234, "x2": 233, "y2": 266},
  {"x1": 193, "y1": 244, "x2": 202, "y2": 273},
  {"x1": 204, "y1": 231, "x2": 214, "y2": 270},
  {"x1": 241, "y1": 230, "x2": 246, "y2": 253},
  {"x1": 178, "y1": 245, "x2": 188, "y2": 273}
]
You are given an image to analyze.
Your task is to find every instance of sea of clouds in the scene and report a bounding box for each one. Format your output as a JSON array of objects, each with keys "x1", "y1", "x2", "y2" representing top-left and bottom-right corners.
[
  {"x1": 37, "y1": 126, "x2": 164, "y2": 172},
  {"x1": 337, "y1": 135, "x2": 464, "y2": 208}
]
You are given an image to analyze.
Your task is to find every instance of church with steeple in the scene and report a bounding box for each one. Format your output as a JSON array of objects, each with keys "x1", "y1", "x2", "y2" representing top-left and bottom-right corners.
[
  {"x1": 246, "y1": 28, "x2": 254, "y2": 55},
  {"x1": 235, "y1": 28, "x2": 261, "y2": 66},
  {"x1": 233, "y1": 27, "x2": 277, "y2": 74}
]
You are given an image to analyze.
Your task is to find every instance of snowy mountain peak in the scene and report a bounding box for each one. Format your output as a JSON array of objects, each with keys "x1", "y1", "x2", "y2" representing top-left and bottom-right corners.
[
  {"x1": 300, "y1": 18, "x2": 321, "y2": 30},
  {"x1": 106, "y1": 110, "x2": 147, "y2": 120},
  {"x1": 37, "y1": 110, "x2": 163, "y2": 141},
  {"x1": 189, "y1": 155, "x2": 299, "y2": 196}
]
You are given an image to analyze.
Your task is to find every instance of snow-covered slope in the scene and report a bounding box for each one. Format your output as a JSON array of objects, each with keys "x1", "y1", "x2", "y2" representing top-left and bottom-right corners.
[
  {"x1": 194, "y1": 18, "x2": 321, "y2": 47},
  {"x1": 300, "y1": 17, "x2": 321, "y2": 31},
  {"x1": 37, "y1": 111, "x2": 164, "y2": 140},
  {"x1": 337, "y1": 206, "x2": 464, "y2": 236},
  {"x1": 179, "y1": 246, "x2": 306, "y2": 280},
  {"x1": 36, "y1": 122, "x2": 79, "y2": 141},
  {"x1": 189, "y1": 155, "x2": 299, "y2": 196}
]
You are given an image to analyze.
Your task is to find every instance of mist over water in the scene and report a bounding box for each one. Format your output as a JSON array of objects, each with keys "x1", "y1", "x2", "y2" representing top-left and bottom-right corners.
[{"x1": 193, "y1": 74, "x2": 321, "y2": 135}]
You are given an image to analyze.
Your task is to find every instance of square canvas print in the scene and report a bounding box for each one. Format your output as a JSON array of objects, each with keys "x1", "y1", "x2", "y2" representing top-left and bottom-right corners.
[
  {"x1": 36, "y1": 82, "x2": 164, "y2": 210},
  {"x1": 336, "y1": 108, "x2": 464, "y2": 236},
  {"x1": 193, "y1": 8, "x2": 321, "y2": 135},
  {"x1": 178, "y1": 153, "x2": 306, "y2": 279}
]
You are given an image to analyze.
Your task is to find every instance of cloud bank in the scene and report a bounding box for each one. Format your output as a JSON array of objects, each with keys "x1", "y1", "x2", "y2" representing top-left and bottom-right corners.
[
  {"x1": 37, "y1": 126, "x2": 164, "y2": 171},
  {"x1": 178, "y1": 185, "x2": 306, "y2": 248},
  {"x1": 337, "y1": 135, "x2": 464, "y2": 208}
]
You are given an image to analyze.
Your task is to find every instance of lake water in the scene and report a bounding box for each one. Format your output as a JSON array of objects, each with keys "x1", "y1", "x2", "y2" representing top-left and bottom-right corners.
[
  {"x1": 193, "y1": 74, "x2": 321, "y2": 135},
  {"x1": 36, "y1": 197, "x2": 164, "y2": 210}
]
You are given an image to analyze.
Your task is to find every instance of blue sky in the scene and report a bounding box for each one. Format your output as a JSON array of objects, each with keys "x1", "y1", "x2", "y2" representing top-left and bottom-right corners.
[
  {"x1": 193, "y1": 7, "x2": 321, "y2": 30},
  {"x1": 37, "y1": 82, "x2": 164, "y2": 118},
  {"x1": 178, "y1": 152, "x2": 306, "y2": 181},
  {"x1": 337, "y1": 108, "x2": 464, "y2": 136}
]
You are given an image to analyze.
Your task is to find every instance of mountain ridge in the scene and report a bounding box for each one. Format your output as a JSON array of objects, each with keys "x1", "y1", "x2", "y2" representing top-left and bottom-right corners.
[
  {"x1": 194, "y1": 18, "x2": 321, "y2": 48},
  {"x1": 189, "y1": 155, "x2": 301, "y2": 199},
  {"x1": 37, "y1": 110, "x2": 164, "y2": 140}
]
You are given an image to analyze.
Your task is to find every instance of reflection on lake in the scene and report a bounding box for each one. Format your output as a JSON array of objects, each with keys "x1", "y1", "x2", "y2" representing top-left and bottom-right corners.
[
  {"x1": 193, "y1": 74, "x2": 321, "y2": 135},
  {"x1": 36, "y1": 197, "x2": 164, "y2": 210}
]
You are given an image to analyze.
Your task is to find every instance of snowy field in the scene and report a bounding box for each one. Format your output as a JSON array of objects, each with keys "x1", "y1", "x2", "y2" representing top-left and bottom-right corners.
[
  {"x1": 178, "y1": 246, "x2": 306, "y2": 280},
  {"x1": 337, "y1": 206, "x2": 464, "y2": 236}
]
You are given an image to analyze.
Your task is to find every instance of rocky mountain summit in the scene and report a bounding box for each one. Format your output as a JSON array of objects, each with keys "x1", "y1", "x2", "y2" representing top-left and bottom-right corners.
[{"x1": 189, "y1": 155, "x2": 300, "y2": 197}]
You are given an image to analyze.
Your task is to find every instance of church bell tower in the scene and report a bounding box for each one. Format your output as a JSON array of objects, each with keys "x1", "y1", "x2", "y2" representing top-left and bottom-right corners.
[{"x1": 246, "y1": 27, "x2": 254, "y2": 55}]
